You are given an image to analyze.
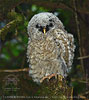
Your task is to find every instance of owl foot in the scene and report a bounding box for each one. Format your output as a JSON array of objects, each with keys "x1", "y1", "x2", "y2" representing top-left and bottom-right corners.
[{"x1": 40, "y1": 74, "x2": 57, "y2": 83}]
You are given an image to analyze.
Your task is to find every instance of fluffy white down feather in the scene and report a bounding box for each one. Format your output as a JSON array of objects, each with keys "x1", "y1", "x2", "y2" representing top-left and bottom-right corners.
[{"x1": 27, "y1": 12, "x2": 75, "y2": 83}]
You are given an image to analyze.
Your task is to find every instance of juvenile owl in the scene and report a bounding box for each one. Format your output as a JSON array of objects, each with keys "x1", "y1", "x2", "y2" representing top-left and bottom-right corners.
[{"x1": 27, "y1": 12, "x2": 75, "y2": 83}]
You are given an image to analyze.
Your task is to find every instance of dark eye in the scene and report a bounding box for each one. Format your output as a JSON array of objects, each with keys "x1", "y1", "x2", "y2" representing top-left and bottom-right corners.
[
  {"x1": 49, "y1": 23, "x2": 53, "y2": 27},
  {"x1": 49, "y1": 19, "x2": 53, "y2": 22},
  {"x1": 36, "y1": 24, "x2": 40, "y2": 28}
]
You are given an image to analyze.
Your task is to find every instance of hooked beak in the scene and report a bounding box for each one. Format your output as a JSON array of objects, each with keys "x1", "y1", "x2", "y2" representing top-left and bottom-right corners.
[{"x1": 43, "y1": 28, "x2": 46, "y2": 34}]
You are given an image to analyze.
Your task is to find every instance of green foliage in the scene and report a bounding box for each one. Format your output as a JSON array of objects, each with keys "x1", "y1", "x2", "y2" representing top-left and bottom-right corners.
[
  {"x1": 57, "y1": 9, "x2": 72, "y2": 31},
  {"x1": 72, "y1": 81, "x2": 86, "y2": 94},
  {"x1": 0, "y1": 0, "x2": 88, "y2": 99},
  {"x1": 0, "y1": 96, "x2": 1, "y2": 100},
  {"x1": 31, "y1": 5, "x2": 49, "y2": 13}
]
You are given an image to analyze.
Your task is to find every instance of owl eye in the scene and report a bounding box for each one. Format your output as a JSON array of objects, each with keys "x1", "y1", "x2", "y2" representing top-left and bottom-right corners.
[
  {"x1": 36, "y1": 24, "x2": 40, "y2": 28},
  {"x1": 49, "y1": 19, "x2": 53, "y2": 22},
  {"x1": 49, "y1": 23, "x2": 53, "y2": 27}
]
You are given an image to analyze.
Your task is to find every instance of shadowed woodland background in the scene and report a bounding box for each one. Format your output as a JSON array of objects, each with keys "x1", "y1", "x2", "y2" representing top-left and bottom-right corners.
[{"x1": 0, "y1": 0, "x2": 89, "y2": 100}]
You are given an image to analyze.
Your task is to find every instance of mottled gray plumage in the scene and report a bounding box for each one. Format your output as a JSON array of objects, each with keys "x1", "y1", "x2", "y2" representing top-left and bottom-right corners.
[{"x1": 27, "y1": 12, "x2": 75, "y2": 83}]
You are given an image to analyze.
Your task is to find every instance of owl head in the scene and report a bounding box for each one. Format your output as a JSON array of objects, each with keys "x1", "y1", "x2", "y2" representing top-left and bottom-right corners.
[{"x1": 28, "y1": 12, "x2": 64, "y2": 39}]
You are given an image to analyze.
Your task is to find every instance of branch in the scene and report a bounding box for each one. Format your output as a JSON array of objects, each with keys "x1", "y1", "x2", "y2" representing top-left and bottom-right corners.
[
  {"x1": 71, "y1": 78, "x2": 89, "y2": 84},
  {"x1": 73, "y1": 0, "x2": 85, "y2": 76},
  {"x1": 26, "y1": 0, "x2": 72, "y2": 10},
  {"x1": 0, "y1": 68, "x2": 73, "y2": 100},
  {"x1": 0, "y1": 20, "x2": 16, "y2": 40},
  {"x1": 0, "y1": 0, "x2": 89, "y2": 21},
  {"x1": 0, "y1": 68, "x2": 29, "y2": 72},
  {"x1": 26, "y1": 0, "x2": 89, "y2": 14},
  {"x1": 0, "y1": 0, "x2": 24, "y2": 20},
  {"x1": 78, "y1": 95, "x2": 89, "y2": 100},
  {"x1": 77, "y1": 55, "x2": 89, "y2": 60},
  {"x1": 80, "y1": 91, "x2": 89, "y2": 96},
  {"x1": 0, "y1": 15, "x2": 23, "y2": 40}
]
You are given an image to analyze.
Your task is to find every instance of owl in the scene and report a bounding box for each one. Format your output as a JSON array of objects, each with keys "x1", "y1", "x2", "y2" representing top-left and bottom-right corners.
[{"x1": 27, "y1": 12, "x2": 75, "y2": 83}]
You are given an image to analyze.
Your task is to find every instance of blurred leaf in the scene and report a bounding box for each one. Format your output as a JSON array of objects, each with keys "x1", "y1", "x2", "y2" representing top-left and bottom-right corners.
[
  {"x1": 36, "y1": 90, "x2": 41, "y2": 95},
  {"x1": 76, "y1": 65, "x2": 81, "y2": 69},
  {"x1": 24, "y1": 20, "x2": 29, "y2": 28},
  {"x1": 31, "y1": 5, "x2": 37, "y2": 12},
  {"x1": 0, "y1": 96, "x2": 2, "y2": 100},
  {"x1": 72, "y1": 81, "x2": 86, "y2": 94},
  {"x1": 11, "y1": 47, "x2": 20, "y2": 57},
  {"x1": 2, "y1": 48, "x2": 11, "y2": 60},
  {"x1": 58, "y1": 9, "x2": 72, "y2": 30},
  {"x1": 23, "y1": 36, "x2": 28, "y2": 44},
  {"x1": 38, "y1": 7, "x2": 49, "y2": 13}
]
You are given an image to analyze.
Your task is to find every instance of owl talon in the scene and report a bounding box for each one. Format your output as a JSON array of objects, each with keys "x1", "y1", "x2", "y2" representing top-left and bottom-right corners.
[
  {"x1": 40, "y1": 74, "x2": 57, "y2": 83},
  {"x1": 40, "y1": 76, "x2": 49, "y2": 83},
  {"x1": 48, "y1": 74, "x2": 57, "y2": 79}
]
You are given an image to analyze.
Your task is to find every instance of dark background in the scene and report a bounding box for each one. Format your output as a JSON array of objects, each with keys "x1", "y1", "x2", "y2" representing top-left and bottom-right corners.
[{"x1": 0, "y1": 0, "x2": 89, "y2": 99}]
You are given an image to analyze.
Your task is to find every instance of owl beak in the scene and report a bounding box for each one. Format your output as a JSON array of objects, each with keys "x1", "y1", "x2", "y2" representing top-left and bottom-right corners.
[{"x1": 43, "y1": 28, "x2": 46, "y2": 34}]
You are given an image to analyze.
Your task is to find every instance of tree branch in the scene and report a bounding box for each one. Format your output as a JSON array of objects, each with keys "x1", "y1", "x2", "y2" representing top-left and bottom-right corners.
[
  {"x1": 78, "y1": 95, "x2": 89, "y2": 100},
  {"x1": 26, "y1": 0, "x2": 89, "y2": 14},
  {"x1": 77, "y1": 55, "x2": 89, "y2": 60},
  {"x1": 0, "y1": 20, "x2": 16, "y2": 40},
  {"x1": 0, "y1": 0, "x2": 89, "y2": 21},
  {"x1": 0, "y1": 14, "x2": 23, "y2": 40},
  {"x1": 73, "y1": 0, "x2": 85, "y2": 76},
  {"x1": 0, "y1": 0, "x2": 24, "y2": 20},
  {"x1": 0, "y1": 68, "x2": 29, "y2": 72}
]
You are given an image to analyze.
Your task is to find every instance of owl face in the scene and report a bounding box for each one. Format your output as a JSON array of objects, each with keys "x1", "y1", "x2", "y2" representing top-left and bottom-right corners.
[{"x1": 28, "y1": 12, "x2": 64, "y2": 39}]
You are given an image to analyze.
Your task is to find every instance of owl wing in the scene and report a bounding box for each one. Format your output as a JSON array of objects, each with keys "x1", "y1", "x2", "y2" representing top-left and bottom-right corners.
[{"x1": 53, "y1": 29, "x2": 75, "y2": 72}]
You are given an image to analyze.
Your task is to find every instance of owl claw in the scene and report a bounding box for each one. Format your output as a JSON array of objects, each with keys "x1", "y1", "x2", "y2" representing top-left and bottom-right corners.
[
  {"x1": 40, "y1": 76, "x2": 49, "y2": 83},
  {"x1": 40, "y1": 74, "x2": 64, "y2": 83},
  {"x1": 40, "y1": 74, "x2": 57, "y2": 83},
  {"x1": 48, "y1": 74, "x2": 57, "y2": 79}
]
